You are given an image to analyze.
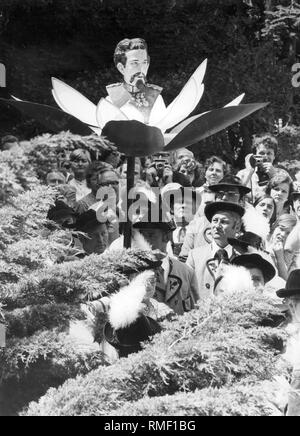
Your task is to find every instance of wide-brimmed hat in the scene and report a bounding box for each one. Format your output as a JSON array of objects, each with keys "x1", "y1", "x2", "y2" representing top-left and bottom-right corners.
[
  {"x1": 232, "y1": 253, "x2": 276, "y2": 284},
  {"x1": 120, "y1": 252, "x2": 163, "y2": 276},
  {"x1": 132, "y1": 193, "x2": 176, "y2": 232},
  {"x1": 205, "y1": 201, "x2": 245, "y2": 223},
  {"x1": 209, "y1": 175, "x2": 251, "y2": 195},
  {"x1": 276, "y1": 270, "x2": 300, "y2": 298},
  {"x1": 228, "y1": 232, "x2": 263, "y2": 251},
  {"x1": 104, "y1": 314, "x2": 162, "y2": 358}
]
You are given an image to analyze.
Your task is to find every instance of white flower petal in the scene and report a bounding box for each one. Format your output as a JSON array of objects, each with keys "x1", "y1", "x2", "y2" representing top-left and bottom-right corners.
[
  {"x1": 224, "y1": 93, "x2": 245, "y2": 107},
  {"x1": 148, "y1": 95, "x2": 168, "y2": 126},
  {"x1": 155, "y1": 59, "x2": 207, "y2": 132},
  {"x1": 51, "y1": 78, "x2": 98, "y2": 127},
  {"x1": 96, "y1": 98, "x2": 129, "y2": 129}
]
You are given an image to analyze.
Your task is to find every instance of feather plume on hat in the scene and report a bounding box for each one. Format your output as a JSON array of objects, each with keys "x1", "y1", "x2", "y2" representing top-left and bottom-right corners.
[
  {"x1": 133, "y1": 230, "x2": 153, "y2": 251},
  {"x1": 243, "y1": 205, "x2": 270, "y2": 241},
  {"x1": 214, "y1": 264, "x2": 254, "y2": 295},
  {"x1": 109, "y1": 270, "x2": 155, "y2": 330}
]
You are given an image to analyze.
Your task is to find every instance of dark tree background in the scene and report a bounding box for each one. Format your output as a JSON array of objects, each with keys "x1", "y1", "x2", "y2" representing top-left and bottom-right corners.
[{"x1": 0, "y1": 0, "x2": 299, "y2": 165}]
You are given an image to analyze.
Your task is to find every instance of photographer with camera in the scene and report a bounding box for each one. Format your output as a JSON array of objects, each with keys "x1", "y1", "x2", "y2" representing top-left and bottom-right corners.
[
  {"x1": 144, "y1": 151, "x2": 191, "y2": 188},
  {"x1": 144, "y1": 151, "x2": 173, "y2": 188},
  {"x1": 237, "y1": 134, "x2": 278, "y2": 198}
]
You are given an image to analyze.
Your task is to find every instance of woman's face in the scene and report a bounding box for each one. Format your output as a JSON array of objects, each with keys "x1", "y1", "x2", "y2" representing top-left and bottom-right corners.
[
  {"x1": 272, "y1": 224, "x2": 291, "y2": 245},
  {"x1": 271, "y1": 182, "x2": 290, "y2": 205},
  {"x1": 255, "y1": 198, "x2": 275, "y2": 222},
  {"x1": 205, "y1": 163, "x2": 224, "y2": 186}
]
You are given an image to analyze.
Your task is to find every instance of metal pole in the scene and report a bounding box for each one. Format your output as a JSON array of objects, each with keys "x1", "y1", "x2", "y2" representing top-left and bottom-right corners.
[{"x1": 124, "y1": 156, "x2": 135, "y2": 248}]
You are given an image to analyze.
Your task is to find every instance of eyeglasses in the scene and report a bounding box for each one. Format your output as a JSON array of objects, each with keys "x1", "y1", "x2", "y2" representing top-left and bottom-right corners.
[
  {"x1": 216, "y1": 191, "x2": 240, "y2": 199},
  {"x1": 99, "y1": 181, "x2": 119, "y2": 187}
]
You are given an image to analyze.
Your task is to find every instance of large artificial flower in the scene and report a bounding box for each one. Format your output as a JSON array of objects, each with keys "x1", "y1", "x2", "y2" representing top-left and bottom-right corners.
[{"x1": 0, "y1": 60, "x2": 267, "y2": 156}]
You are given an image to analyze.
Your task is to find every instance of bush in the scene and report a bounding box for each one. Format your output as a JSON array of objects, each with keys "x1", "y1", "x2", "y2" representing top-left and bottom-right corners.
[
  {"x1": 0, "y1": 329, "x2": 107, "y2": 416},
  {"x1": 23, "y1": 290, "x2": 288, "y2": 416},
  {"x1": 24, "y1": 132, "x2": 115, "y2": 181},
  {"x1": 112, "y1": 382, "x2": 284, "y2": 416}
]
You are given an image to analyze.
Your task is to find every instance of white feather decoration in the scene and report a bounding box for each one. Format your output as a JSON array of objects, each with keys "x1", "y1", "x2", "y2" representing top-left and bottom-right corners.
[
  {"x1": 109, "y1": 270, "x2": 155, "y2": 330},
  {"x1": 243, "y1": 205, "x2": 270, "y2": 240},
  {"x1": 217, "y1": 265, "x2": 254, "y2": 294},
  {"x1": 133, "y1": 230, "x2": 153, "y2": 251}
]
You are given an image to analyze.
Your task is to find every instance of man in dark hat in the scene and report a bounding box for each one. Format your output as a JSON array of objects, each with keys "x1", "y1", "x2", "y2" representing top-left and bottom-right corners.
[
  {"x1": 209, "y1": 174, "x2": 251, "y2": 205},
  {"x1": 132, "y1": 201, "x2": 199, "y2": 315},
  {"x1": 186, "y1": 201, "x2": 244, "y2": 299},
  {"x1": 179, "y1": 174, "x2": 250, "y2": 260},
  {"x1": 276, "y1": 270, "x2": 300, "y2": 416},
  {"x1": 231, "y1": 253, "x2": 276, "y2": 292}
]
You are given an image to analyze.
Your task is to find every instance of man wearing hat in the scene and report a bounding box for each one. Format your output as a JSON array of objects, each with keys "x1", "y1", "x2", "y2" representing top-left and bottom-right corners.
[
  {"x1": 186, "y1": 201, "x2": 244, "y2": 299},
  {"x1": 231, "y1": 253, "x2": 276, "y2": 292},
  {"x1": 132, "y1": 202, "x2": 199, "y2": 315},
  {"x1": 179, "y1": 175, "x2": 250, "y2": 261},
  {"x1": 277, "y1": 270, "x2": 300, "y2": 416}
]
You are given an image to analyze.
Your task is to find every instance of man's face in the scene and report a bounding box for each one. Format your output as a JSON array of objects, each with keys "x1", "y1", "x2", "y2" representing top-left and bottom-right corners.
[
  {"x1": 249, "y1": 267, "x2": 265, "y2": 292},
  {"x1": 211, "y1": 211, "x2": 240, "y2": 247},
  {"x1": 138, "y1": 228, "x2": 166, "y2": 252},
  {"x1": 98, "y1": 170, "x2": 119, "y2": 194},
  {"x1": 256, "y1": 144, "x2": 275, "y2": 164},
  {"x1": 117, "y1": 49, "x2": 149, "y2": 87},
  {"x1": 176, "y1": 150, "x2": 195, "y2": 168},
  {"x1": 215, "y1": 186, "x2": 241, "y2": 204},
  {"x1": 293, "y1": 195, "x2": 300, "y2": 219},
  {"x1": 82, "y1": 223, "x2": 109, "y2": 255}
]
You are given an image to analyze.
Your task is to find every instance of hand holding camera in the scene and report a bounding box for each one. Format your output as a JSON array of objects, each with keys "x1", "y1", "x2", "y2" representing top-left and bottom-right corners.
[{"x1": 248, "y1": 154, "x2": 274, "y2": 186}]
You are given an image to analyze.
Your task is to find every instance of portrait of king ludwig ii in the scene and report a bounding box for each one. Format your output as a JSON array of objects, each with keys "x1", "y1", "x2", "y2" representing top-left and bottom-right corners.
[{"x1": 106, "y1": 38, "x2": 166, "y2": 125}]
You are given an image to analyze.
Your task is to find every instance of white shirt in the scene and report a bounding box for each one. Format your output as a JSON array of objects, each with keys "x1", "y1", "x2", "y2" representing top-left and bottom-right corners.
[{"x1": 211, "y1": 240, "x2": 233, "y2": 260}]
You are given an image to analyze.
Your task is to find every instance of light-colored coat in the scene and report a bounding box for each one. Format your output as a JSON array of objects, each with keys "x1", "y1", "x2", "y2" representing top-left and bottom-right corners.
[{"x1": 186, "y1": 245, "x2": 236, "y2": 300}]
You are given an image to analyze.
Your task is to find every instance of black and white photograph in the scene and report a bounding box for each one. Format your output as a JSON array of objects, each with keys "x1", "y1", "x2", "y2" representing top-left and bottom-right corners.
[{"x1": 0, "y1": 0, "x2": 300, "y2": 419}]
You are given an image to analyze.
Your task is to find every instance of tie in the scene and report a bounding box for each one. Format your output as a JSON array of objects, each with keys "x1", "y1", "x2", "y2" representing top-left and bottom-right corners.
[{"x1": 214, "y1": 249, "x2": 229, "y2": 265}]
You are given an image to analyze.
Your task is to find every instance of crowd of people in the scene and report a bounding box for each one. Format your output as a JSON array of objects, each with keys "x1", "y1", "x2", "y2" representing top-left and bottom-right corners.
[{"x1": 1, "y1": 130, "x2": 300, "y2": 414}]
